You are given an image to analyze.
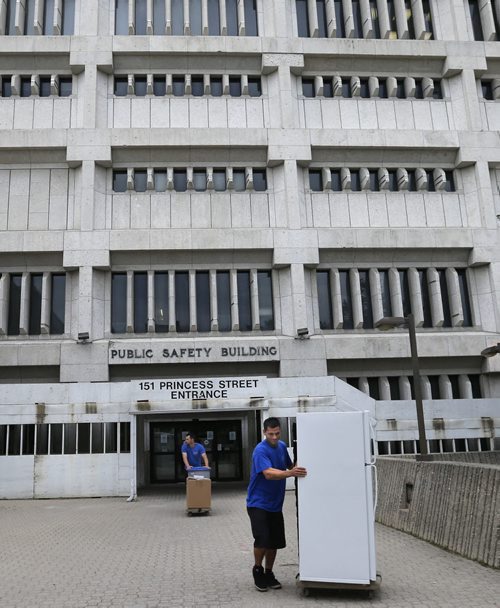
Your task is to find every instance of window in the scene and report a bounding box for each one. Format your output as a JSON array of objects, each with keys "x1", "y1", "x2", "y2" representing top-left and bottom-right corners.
[
  {"x1": 28, "y1": 274, "x2": 43, "y2": 335},
  {"x1": 248, "y1": 77, "x2": 262, "y2": 97},
  {"x1": 196, "y1": 271, "x2": 211, "y2": 332},
  {"x1": 438, "y1": 269, "x2": 452, "y2": 327},
  {"x1": 302, "y1": 78, "x2": 315, "y2": 98},
  {"x1": 418, "y1": 269, "x2": 433, "y2": 328},
  {"x1": 191, "y1": 76, "x2": 204, "y2": 96},
  {"x1": 296, "y1": 0, "x2": 310, "y2": 37},
  {"x1": 175, "y1": 272, "x2": 190, "y2": 332},
  {"x1": 7, "y1": 275, "x2": 22, "y2": 336},
  {"x1": 352, "y1": 0, "x2": 363, "y2": 38},
  {"x1": 173, "y1": 76, "x2": 185, "y2": 96},
  {"x1": 40, "y1": 77, "x2": 51, "y2": 97},
  {"x1": 134, "y1": 169, "x2": 147, "y2": 192},
  {"x1": 468, "y1": 0, "x2": 484, "y2": 41},
  {"x1": 154, "y1": 75, "x2": 166, "y2": 96},
  {"x1": 457, "y1": 269, "x2": 473, "y2": 327},
  {"x1": 61, "y1": 0, "x2": 75, "y2": 35},
  {"x1": 154, "y1": 0, "x2": 166, "y2": 34},
  {"x1": 237, "y1": 271, "x2": 252, "y2": 331},
  {"x1": 257, "y1": 271, "x2": 274, "y2": 330},
  {"x1": 211, "y1": 76, "x2": 223, "y2": 96},
  {"x1": 244, "y1": 0, "x2": 258, "y2": 36},
  {"x1": 226, "y1": 0, "x2": 238, "y2": 35},
  {"x1": 172, "y1": 0, "x2": 184, "y2": 35},
  {"x1": 233, "y1": 169, "x2": 246, "y2": 191},
  {"x1": 64, "y1": 423, "x2": 76, "y2": 454},
  {"x1": 173, "y1": 169, "x2": 187, "y2": 191},
  {"x1": 482, "y1": 81, "x2": 493, "y2": 100},
  {"x1": 253, "y1": 169, "x2": 267, "y2": 191},
  {"x1": 190, "y1": 0, "x2": 202, "y2": 35},
  {"x1": 20, "y1": 77, "x2": 31, "y2": 97},
  {"x1": 216, "y1": 271, "x2": 231, "y2": 331},
  {"x1": 317, "y1": 0, "x2": 327, "y2": 38},
  {"x1": 2, "y1": 76, "x2": 12, "y2": 97},
  {"x1": 114, "y1": 77, "x2": 128, "y2": 96},
  {"x1": 208, "y1": 0, "x2": 220, "y2": 34},
  {"x1": 43, "y1": 0, "x2": 55, "y2": 34},
  {"x1": 113, "y1": 170, "x2": 127, "y2": 192},
  {"x1": 134, "y1": 76, "x2": 147, "y2": 96},
  {"x1": 379, "y1": 270, "x2": 392, "y2": 317},
  {"x1": 317, "y1": 271, "x2": 333, "y2": 329},
  {"x1": 154, "y1": 272, "x2": 169, "y2": 332},
  {"x1": 193, "y1": 169, "x2": 207, "y2": 191},
  {"x1": 309, "y1": 170, "x2": 323, "y2": 191},
  {"x1": 111, "y1": 273, "x2": 127, "y2": 333},
  {"x1": 229, "y1": 77, "x2": 242, "y2": 97}
]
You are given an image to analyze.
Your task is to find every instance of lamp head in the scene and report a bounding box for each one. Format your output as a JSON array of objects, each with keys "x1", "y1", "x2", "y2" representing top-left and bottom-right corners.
[
  {"x1": 481, "y1": 343, "x2": 500, "y2": 358},
  {"x1": 77, "y1": 331, "x2": 90, "y2": 343}
]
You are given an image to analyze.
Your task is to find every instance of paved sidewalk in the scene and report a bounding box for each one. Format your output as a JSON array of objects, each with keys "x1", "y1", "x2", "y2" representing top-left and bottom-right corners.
[{"x1": 1, "y1": 486, "x2": 499, "y2": 608}]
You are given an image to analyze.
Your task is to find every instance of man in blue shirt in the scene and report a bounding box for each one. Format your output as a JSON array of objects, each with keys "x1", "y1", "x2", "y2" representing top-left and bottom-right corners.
[
  {"x1": 246, "y1": 417, "x2": 307, "y2": 592},
  {"x1": 181, "y1": 432, "x2": 209, "y2": 469}
]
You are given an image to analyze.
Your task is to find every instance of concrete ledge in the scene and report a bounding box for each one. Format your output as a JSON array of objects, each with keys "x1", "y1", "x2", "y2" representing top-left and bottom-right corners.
[{"x1": 376, "y1": 456, "x2": 500, "y2": 568}]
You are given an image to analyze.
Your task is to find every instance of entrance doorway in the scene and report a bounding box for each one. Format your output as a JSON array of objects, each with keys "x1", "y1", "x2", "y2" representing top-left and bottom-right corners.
[{"x1": 150, "y1": 419, "x2": 243, "y2": 483}]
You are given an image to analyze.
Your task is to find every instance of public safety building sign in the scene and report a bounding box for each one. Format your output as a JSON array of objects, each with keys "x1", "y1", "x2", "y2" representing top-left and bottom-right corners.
[{"x1": 109, "y1": 340, "x2": 279, "y2": 364}]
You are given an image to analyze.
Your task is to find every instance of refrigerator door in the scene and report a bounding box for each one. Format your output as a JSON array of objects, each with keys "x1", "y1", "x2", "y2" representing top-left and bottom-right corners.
[{"x1": 296, "y1": 411, "x2": 375, "y2": 584}]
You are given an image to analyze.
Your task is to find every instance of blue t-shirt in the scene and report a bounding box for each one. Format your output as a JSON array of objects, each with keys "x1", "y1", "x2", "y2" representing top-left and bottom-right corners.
[
  {"x1": 246, "y1": 439, "x2": 292, "y2": 512},
  {"x1": 181, "y1": 442, "x2": 206, "y2": 467}
]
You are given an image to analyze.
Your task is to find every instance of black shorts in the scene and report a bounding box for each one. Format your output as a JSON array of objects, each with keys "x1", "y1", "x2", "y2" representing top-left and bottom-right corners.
[{"x1": 247, "y1": 507, "x2": 286, "y2": 549}]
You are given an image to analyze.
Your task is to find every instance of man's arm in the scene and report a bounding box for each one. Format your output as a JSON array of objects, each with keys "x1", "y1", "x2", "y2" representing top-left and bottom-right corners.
[
  {"x1": 262, "y1": 466, "x2": 307, "y2": 480},
  {"x1": 202, "y1": 452, "x2": 209, "y2": 467},
  {"x1": 182, "y1": 452, "x2": 191, "y2": 469}
]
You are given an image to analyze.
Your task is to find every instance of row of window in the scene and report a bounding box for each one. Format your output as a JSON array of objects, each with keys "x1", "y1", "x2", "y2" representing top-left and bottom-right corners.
[
  {"x1": 112, "y1": 167, "x2": 268, "y2": 193},
  {"x1": 0, "y1": 75, "x2": 73, "y2": 98},
  {"x1": 0, "y1": 422, "x2": 131, "y2": 456},
  {"x1": 0, "y1": 0, "x2": 74, "y2": 35},
  {"x1": 111, "y1": 269, "x2": 274, "y2": 334},
  {"x1": 468, "y1": 0, "x2": 500, "y2": 41},
  {"x1": 309, "y1": 168, "x2": 455, "y2": 192},
  {"x1": 115, "y1": 0, "x2": 258, "y2": 36},
  {"x1": 377, "y1": 436, "x2": 498, "y2": 456},
  {"x1": 316, "y1": 267, "x2": 472, "y2": 330},
  {"x1": 114, "y1": 74, "x2": 262, "y2": 98},
  {"x1": 302, "y1": 76, "x2": 442, "y2": 99},
  {"x1": 0, "y1": 273, "x2": 66, "y2": 336},
  {"x1": 296, "y1": 0, "x2": 433, "y2": 40},
  {"x1": 345, "y1": 374, "x2": 482, "y2": 400}
]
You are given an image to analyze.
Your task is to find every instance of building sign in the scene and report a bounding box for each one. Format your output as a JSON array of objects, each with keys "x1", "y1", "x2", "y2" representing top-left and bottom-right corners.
[
  {"x1": 109, "y1": 340, "x2": 279, "y2": 364},
  {"x1": 132, "y1": 376, "x2": 266, "y2": 401}
]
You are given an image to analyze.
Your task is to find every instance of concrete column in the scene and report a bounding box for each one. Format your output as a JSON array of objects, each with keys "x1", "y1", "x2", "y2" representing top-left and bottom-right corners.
[
  {"x1": 376, "y1": 0, "x2": 391, "y2": 38},
  {"x1": 126, "y1": 270, "x2": 134, "y2": 333},
  {"x1": 427, "y1": 268, "x2": 444, "y2": 327},
  {"x1": 33, "y1": 0, "x2": 43, "y2": 34},
  {"x1": 446, "y1": 268, "x2": 464, "y2": 327},
  {"x1": 411, "y1": 0, "x2": 427, "y2": 39},
  {"x1": 78, "y1": 266, "x2": 94, "y2": 341},
  {"x1": 189, "y1": 270, "x2": 197, "y2": 331},
  {"x1": 53, "y1": 0, "x2": 63, "y2": 34},
  {"x1": 128, "y1": 0, "x2": 135, "y2": 34},
  {"x1": 349, "y1": 269, "x2": 363, "y2": 328},
  {"x1": 408, "y1": 268, "x2": 424, "y2": 327},
  {"x1": 146, "y1": 0, "x2": 154, "y2": 33},
  {"x1": 15, "y1": 0, "x2": 27, "y2": 35},
  {"x1": 342, "y1": 0, "x2": 354, "y2": 37},
  {"x1": 147, "y1": 271, "x2": 155, "y2": 332},
  {"x1": 358, "y1": 377, "x2": 370, "y2": 395},
  {"x1": 237, "y1": 0, "x2": 245, "y2": 35},
  {"x1": 359, "y1": 0, "x2": 373, "y2": 38},
  {"x1": 0, "y1": 1, "x2": 7, "y2": 35},
  {"x1": 399, "y1": 376, "x2": 412, "y2": 400},
  {"x1": 19, "y1": 272, "x2": 30, "y2": 335},
  {"x1": 389, "y1": 267, "x2": 403, "y2": 317},
  {"x1": 325, "y1": 0, "x2": 337, "y2": 37},
  {"x1": 209, "y1": 270, "x2": 218, "y2": 330},
  {"x1": 439, "y1": 375, "x2": 453, "y2": 399},
  {"x1": 458, "y1": 374, "x2": 473, "y2": 399},
  {"x1": 219, "y1": 0, "x2": 227, "y2": 35},
  {"x1": 250, "y1": 268, "x2": 260, "y2": 330},
  {"x1": 393, "y1": 0, "x2": 409, "y2": 38},
  {"x1": 369, "y1": 268, "x2": 384, "y2": 324},
  {"x1": 183, "y1": 0, "x2": 190, "y2": 34},
  {"x1": 40, "y1": 272, "x2": 51, "y2": 334},
  {"x1": 0, "y1": 273, "x2": 9, "y2": 335},
  {"x1": 290, "y1": 263, "x2": 308, "y2": 332},
  {"x1": 331, "y1": 269, "x2": 343, "y2": 329},
  {"x1": 230, "y1": 269, "x2": 239, "y2": 330},
  {"x1": 168, "y1": 271, "x2": 176, "y2": 331},
  {"x1": 478, "y1": 0, "x2": 497, "y2": 40},
  {"x1": 307, "y1": 0, "x2": 319, "y2": 37},
  {"x1": 379, "y1": 377, "x2": 391, "y2": 400},
  {"x1": 420, "y1": 376, "x2": 432, "y2": 400}
]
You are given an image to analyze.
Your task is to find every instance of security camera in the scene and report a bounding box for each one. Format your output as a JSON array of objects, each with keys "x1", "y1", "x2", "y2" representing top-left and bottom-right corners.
[
  {"x1": 77, "y1": 332, "x2": 90, "y2": 343},
  {"x1": 296, "y1": 327, "x2": 309, "y2": 339}
]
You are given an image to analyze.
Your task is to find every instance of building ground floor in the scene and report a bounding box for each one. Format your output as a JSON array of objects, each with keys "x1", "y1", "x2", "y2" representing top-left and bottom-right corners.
[{"x1": 0, "y1": 374, "x2": 498, "y2": 499}]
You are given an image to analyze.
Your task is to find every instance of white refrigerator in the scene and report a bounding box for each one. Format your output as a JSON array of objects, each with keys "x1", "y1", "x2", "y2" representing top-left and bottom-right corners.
[{"x1": 296, "y1": 411, "x2": 377, "y2": 585}]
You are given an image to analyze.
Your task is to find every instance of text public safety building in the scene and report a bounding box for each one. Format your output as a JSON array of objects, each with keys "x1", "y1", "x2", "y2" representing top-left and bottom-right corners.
[{"x1": 0, "y1": 1, "x2": 499, "y2": 498}]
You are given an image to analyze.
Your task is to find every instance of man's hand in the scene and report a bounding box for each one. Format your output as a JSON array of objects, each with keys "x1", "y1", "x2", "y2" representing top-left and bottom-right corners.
[
  {"x1": 289, "y1": 466, "x2": 307, "y2": 478},
  {"x1": 185, "y1": 465, "x2": 193, "y2": 470}
]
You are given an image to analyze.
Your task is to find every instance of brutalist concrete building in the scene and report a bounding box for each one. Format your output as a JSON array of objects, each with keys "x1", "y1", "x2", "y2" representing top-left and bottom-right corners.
[{"x1": 0, "y1": 0, "x2": 499, "y2": 498}]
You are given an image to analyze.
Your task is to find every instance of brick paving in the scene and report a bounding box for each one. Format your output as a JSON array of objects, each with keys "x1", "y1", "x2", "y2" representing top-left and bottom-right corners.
[{"x1": 1, "y1": 485, "x2": 499, "y2": 608}]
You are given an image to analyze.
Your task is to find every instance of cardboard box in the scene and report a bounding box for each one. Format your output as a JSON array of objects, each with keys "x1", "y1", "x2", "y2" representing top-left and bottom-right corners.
[{"x1": 186, "y1": 478, "x2": 211, "y2": 510}]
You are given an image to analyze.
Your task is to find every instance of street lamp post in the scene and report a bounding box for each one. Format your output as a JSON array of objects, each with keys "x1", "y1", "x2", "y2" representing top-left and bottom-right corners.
[{"x1": 375, "y1": 313, "x2": 431, "y2": 462}]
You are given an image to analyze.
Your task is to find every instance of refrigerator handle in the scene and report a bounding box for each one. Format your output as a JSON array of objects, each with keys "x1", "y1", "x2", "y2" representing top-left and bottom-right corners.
[
  {"x1": 369, "y1": 417, "x2": 377, "y2": 464},
  {"x1": 370, "y1": 463, "x2": 378, "y2": 515}
]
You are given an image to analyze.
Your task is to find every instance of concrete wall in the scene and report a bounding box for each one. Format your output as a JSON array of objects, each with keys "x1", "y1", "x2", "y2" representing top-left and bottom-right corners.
[{"x1": 376, "y1": 456, "x2": 500, "y2": 568}]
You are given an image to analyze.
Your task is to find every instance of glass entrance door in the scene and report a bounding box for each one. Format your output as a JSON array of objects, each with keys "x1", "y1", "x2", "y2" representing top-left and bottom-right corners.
[{"x1": 150, "y1": 419, "x2": 243, "y2": 483}]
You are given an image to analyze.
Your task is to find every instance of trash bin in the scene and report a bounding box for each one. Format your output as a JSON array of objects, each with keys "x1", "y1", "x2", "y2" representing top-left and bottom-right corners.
[{"x1": 186, "y1": 467, "x2": 211, "y2": 514}]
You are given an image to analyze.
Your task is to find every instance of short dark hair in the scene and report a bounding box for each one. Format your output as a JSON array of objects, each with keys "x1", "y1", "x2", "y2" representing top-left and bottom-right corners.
[
  {"x1": 185, "y1": 432, "x2": 196, "y2": 441},
  {"x1": 263, "y1": 417, "x2": 281, "y2": 431}
]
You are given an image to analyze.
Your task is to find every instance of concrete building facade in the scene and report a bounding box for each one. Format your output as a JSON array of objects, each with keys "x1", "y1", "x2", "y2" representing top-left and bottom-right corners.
[{"x1": 0, "y1": 0, "x2": 499, "y2": 498}]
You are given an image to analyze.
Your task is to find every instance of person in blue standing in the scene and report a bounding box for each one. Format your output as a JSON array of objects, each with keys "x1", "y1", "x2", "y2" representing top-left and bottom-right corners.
[
  {"x1": 247, "y1": 417, "x2": 307, "y2": 592},
  {"x1": 181, "y1": 432, "x2": 209, "y2": 470}
]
